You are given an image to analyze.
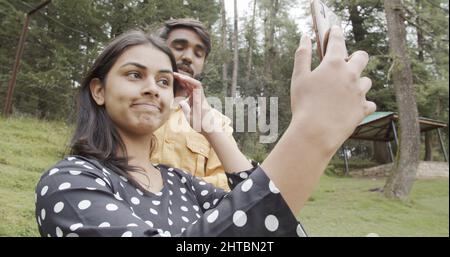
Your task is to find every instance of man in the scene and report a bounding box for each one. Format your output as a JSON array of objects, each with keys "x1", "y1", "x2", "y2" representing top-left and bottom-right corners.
[{"x1": 151, "y1": 19, "x2": 235, "y2": 191}]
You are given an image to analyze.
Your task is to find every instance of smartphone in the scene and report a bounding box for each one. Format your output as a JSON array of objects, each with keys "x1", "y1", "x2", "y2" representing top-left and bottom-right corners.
[{"x1": 311, "y1": 0, "x2": 342, "y2": 60}]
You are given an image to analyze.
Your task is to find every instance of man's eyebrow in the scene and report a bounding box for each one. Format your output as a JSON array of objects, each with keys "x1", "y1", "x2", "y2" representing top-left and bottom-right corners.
[
  {"x1": 119, "y1": 62, "x2": 147, "y2": 69},
  {"x1": 171, "y1": 38, "x2": 188, "y2": 45}
]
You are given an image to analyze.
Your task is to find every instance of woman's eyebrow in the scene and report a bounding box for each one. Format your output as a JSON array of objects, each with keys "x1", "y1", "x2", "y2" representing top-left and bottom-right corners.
[
  {"x1": 159, "y1": 70, "x2": 174, "y2": 76},
  {"x1": 119, "y1": 62, "x2": 147, "y2": 69}
]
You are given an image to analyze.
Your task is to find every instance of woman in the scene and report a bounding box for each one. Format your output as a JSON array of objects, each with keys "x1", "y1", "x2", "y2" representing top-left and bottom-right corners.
[{"x1": 35, "y1": 27, "x2": 375, "y2": 237}]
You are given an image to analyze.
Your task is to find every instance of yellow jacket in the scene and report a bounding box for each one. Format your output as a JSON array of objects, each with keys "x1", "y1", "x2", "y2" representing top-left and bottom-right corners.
[{"x1": 151, "y1": 106, "x2": 233, "y2": 191}]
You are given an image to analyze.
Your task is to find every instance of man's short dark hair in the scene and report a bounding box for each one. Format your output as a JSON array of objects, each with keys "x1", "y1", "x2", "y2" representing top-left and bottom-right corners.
[{"x1": 158, "y1": 18, "x2": 211, "y2": 58}]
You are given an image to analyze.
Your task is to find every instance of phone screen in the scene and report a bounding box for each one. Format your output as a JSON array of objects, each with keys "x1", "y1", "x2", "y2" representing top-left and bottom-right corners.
[{"x1": 311, "y1": 0, "x2": 342, "y2": 60}]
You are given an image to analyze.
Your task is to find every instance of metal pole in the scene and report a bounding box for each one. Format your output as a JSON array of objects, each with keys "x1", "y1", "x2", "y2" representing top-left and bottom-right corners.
[
  {"x1": 387, "y1": 141, "x2": 395, "y2": 162},
  {"x1": 391, "y1": 120, "x2": 399, "y2": 148},
  {"x1": 3, "y1": 14, "x2": 30, "y2": 117},
  {"x1": 342, "y1": 146, "x2": 349, "y2": 175},
  {"x1": 3, "y1": 0, "x2": 51, "y2": 117},
  {"x1": 436, "y1": 128, "x2": 448, "y2": 163}
]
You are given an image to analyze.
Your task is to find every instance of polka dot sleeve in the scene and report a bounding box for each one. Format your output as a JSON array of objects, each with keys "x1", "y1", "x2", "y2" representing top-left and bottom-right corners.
[
  {"x1": 36, "y1": 157, "x2": 307, "y2": 237},
  {"x1": 225, "y1": 161, "x2": 258, "y2": 190},
  {"x1": 35, "y1": 159, "x2": 160, "y2": 237},
  {"x1": 181, "y1": 166, "x2": 307, "y2": 237},
  {"x1": 183, "y1": 164, "x2": 257, "y2": 213}
]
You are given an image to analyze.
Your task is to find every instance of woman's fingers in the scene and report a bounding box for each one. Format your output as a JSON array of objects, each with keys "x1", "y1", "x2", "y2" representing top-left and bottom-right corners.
[
  {"x1": 174, "y1": 72, "x2": 202, "y2": 90},
  {"x1": 292, "y1": 34, "x2": 312, "y2": 78},
  {"x1": 174, "y1": 72, "x2": 207, "y2": 102},
  {"x1": 325, "y1": 26, "x2": 348, "y2": 60},
  {"x1": 174, "y1": 73, "x2": 193, "y2": 93},
  {"x1": 364, "y1": 101, "x2": 377, "y2": 116},
  {"x1": 174, "y1": 72, "x2": 207, "y2": 132},
  {"x1": 359, "y1": 77, "x2": 375, "y2": 115},
  {"x1": 178, "y1": 80, "x2": 191, "y2": 92},
  {"x1": 179, "y1": 99, "x2": 191, "y2": 124},
  {"x1": 177, "y1": 79, "x2": 193, "y2": 93},
  {"x1": 360, "y1": 77, "x2": 372, "y2": 95},
  {"x1": 347, "y1": 51, "x2": 369, "y2": 75}
]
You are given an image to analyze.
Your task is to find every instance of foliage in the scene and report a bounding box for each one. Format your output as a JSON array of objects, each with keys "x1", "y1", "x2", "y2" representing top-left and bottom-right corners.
[
  {"x1": 0, "y1": 0, "x2": 219, "y2": 120},
  {"x1": 0, "y1": 0, "x2": 448, "y2": 162}
]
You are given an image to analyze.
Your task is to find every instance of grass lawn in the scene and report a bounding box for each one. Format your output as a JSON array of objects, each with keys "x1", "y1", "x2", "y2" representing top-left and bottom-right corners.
[
  {"x1": 0, "y1": 116, "x2": 71, "y2": 236},
  {"x1": 0, "y1": 116, "x2": 448, "y2": 237},
  {"x1": 299, "y1": 176, "x2": 448, "y2": 236}
]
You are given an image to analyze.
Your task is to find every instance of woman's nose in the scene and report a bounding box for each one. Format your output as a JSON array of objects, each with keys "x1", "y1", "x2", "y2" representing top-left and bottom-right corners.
[{"x1": 141, "y1": 79, "x2": 159, "y2": 97}]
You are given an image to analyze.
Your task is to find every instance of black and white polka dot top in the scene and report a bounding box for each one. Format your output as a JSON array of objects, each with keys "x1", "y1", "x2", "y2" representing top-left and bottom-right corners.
[{"x1": 35, "y1": 156, "x2": 307, "y2": 237}]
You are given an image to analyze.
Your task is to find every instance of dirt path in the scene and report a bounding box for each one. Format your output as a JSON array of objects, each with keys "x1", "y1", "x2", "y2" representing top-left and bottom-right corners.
[{"x1": 349, "y1": 161, "x2": 449, "y2": 179}]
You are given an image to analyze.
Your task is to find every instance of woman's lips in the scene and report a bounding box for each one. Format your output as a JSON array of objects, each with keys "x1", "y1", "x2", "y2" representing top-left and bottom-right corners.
[{"x1": 131, "y1": 103, "x2": 161, "y2": 112}]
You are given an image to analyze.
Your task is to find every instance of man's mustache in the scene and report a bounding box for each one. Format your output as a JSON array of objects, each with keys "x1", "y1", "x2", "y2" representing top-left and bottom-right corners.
[{"x1": 176, "y1": 63, "x2": 194, "y2": 76}]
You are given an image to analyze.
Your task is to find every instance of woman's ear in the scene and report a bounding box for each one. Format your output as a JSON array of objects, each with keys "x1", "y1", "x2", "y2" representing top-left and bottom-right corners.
[{"x1": 90, "y1": 78, "x2": 105, "y2": 106}]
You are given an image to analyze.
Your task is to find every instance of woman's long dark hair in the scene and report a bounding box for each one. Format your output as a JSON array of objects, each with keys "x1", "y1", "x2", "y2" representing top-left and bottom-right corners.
[{"x1": 70, "y1": 30, "x2": 178, "y2": 190}]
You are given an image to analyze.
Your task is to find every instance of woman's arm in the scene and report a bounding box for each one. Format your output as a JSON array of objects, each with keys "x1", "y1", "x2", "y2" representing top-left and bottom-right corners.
[
  {"x1": 175, "y1": 26, "x2": 376, "y2": 216},
  {"x1": 261, "y1": 27, "x2": 376, "y2": 215},
  {"x1": 202, "y1": 129, "x2": 253, "y2": 173}
]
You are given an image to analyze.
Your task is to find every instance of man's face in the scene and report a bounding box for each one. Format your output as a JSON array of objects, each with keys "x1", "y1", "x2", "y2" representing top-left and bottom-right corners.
[{"x1": 166, "y1": 28, "x2": 206, "y2": 79}]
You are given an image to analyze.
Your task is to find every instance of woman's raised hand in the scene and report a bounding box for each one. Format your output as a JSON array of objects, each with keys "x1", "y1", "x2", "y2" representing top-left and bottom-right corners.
[
  {"x1": 174, "y1": 72, "x2": 215, "y2": 135},
  {"x1": 290, "y1": 26, "x2": 376, "y2": 153}
]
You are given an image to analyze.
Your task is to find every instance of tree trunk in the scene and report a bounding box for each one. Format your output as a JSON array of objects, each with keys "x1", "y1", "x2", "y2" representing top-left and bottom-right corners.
[
  {"x1": 246, "y1": 0, "x2": 257, "y2": 82},
  {"x1": 349, "y1": 4, "x2": 365, "y2": 43},
  {"x1": 230, "y1": 0, "x2": 239, "y2": 98},
  {"x1": 263, "y1": 0, "x2": 279, "y2": 88},
  {"x1": 220, "y1": 0, "x2": 229, "y2": 96},
  {"x1": 417, "y1": 25, "x2": 424, "y2": 62},
  {"x1": 373, "y1": 141, "x2": 391, "y2": 164},
  {"x1": 416, "y1": 0, "x2": 433, "y2": 161},
  {"x1": 383, "y1": 0, "x2": 421, "y2": 200},
  {"x1": 424, "y1": 131, "x2": 433, "y2": 161}
]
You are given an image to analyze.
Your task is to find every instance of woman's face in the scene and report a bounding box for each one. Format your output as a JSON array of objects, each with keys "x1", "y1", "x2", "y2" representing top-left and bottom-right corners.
[{"x1": 91, "y1": 44, "x2": 174, "y2": 137}]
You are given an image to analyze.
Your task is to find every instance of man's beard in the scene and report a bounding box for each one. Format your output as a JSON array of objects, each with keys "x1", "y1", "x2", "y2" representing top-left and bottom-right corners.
[
  {"x1": 176, "y1": 62, "x2": 194, "y2": 77},
  {"x1": 176, "y1": 62, "x2": 204, "y2": 81}
]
